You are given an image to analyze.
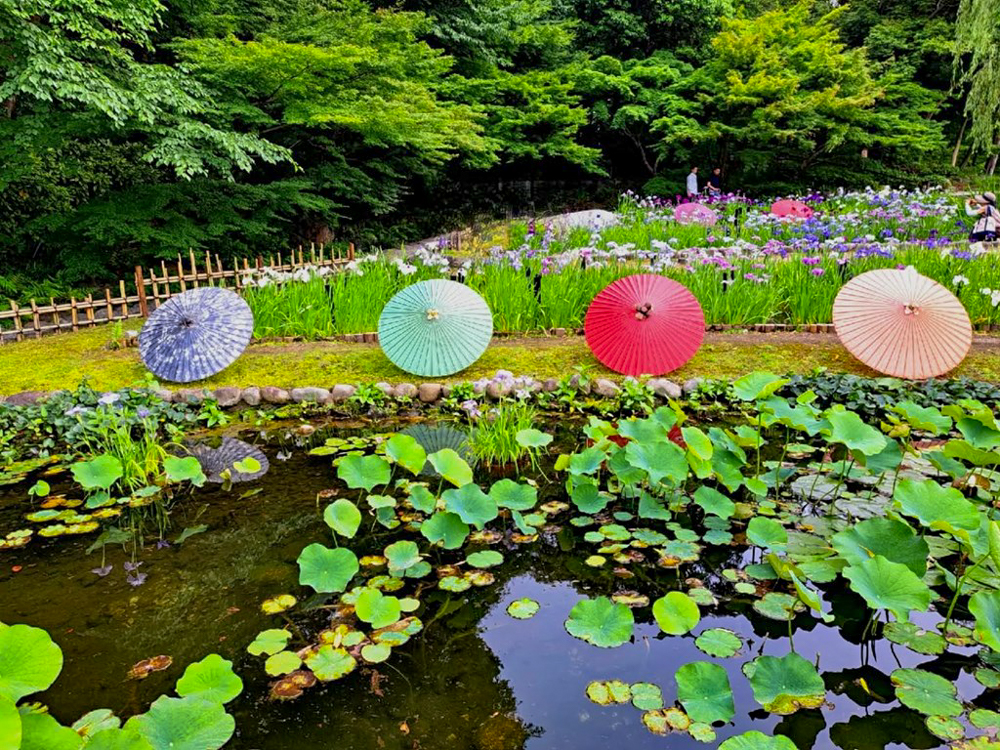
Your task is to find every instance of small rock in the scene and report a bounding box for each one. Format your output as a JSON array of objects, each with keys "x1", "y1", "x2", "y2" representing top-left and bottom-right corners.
[
  {"x1": 261, "y1": 386, "x2": 290, "y2": 405},
  {"x1": 542, "y1": 378, "x2": 559, "y2": 392},
  {"x1": 441, "y1": 384, "x2": 453, "y2": 398},
  {"x1": 592, "y1": 378, "x2": 620, "y2": 397},
  {"x1": 242, "y1": 387, "x2": 261, "y2": 406},
  {"x1": 682, "y1": 377, "x2": 704, "y2": 395},
  {"x1": 152, "y1": 388, "x2": 174, "y2": 404},
  {"x1": 649, "y1": 379, "x2": 683, "y2": 399},
  {"x1": 374, "y1": 382, "x2": 393, "y2": 396},
  {"x1": 472, "y1": 380, "x2": 487, "y2": 396},
  {"x1": 485, "y1": 380, "x2": 511, "y2": 400},
  {"x1": 552, "y1": 327, "x2": 566, "y2": 336},
  {"x1": 291, "y1": 387, "x2": 331, "y2": 404},
  {"x1": 213, "y1": 386, "x2": 243, "y2": 408},
  {"x1": 569, "y1": 373, "x2": 591, "y2": 394},
  {"x1": 3, "y1": 390, "x2": 47, "y2": 406},
  {"x1": 418, "y1": 383, "x2": 443, "y2": 403},
  {"x1": 174, "y1": 388, "x2": 210, "y2": 405},
  {"x1": 330, "y1": 384, "x2": 356, "y2": 402},
  {"x1": 393, "y1": 383, "x2": 418, "y2": 400}
]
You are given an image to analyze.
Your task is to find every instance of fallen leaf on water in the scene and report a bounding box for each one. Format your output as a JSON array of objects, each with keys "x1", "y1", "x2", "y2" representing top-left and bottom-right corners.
[{"x1": 128, "y1": 655, "x2": 172, "y2": 680}]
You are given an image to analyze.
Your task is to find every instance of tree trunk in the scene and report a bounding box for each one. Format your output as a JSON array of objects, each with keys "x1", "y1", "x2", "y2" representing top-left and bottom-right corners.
[
  {"x1": 988, "y1": 135, "x2": 1000, "y2": 177},
  {"x1": 952, "y1": 118, "x2": 968, "y2": 167},
  {"x1": 3, "y1": 96, "x2": 15, "y2": 118}
]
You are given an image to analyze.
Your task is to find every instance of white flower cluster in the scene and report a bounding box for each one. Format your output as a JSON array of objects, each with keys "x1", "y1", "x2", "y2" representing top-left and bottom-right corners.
[{"x1": 981, "y1": 288, "x2": 1000, "y2": 307}]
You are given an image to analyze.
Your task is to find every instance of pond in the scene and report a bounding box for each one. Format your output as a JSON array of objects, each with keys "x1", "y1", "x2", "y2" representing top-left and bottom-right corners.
[{"x1": 2, "y1": 400, "x2": 999, "y2": 750}]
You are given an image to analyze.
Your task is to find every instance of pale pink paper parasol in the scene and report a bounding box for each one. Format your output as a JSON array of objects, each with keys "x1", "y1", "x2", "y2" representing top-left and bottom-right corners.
[
  {"x1": 832, "y1": 268, "x2": 972, "y2": 379},
  {"x1": 674, "y1": 202, "x2": 718, "y2": 227}
]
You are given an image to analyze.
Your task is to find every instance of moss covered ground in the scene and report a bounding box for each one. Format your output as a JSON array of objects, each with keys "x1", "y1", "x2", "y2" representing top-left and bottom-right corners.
[{"x1": 1, "y1": 328, "x2": 999, "y2": 394}]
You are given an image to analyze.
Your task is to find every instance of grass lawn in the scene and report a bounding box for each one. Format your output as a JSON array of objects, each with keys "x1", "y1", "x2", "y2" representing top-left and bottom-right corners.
[{"x1": 1, "y1": 328, "x2": 1000, "y2": 394}]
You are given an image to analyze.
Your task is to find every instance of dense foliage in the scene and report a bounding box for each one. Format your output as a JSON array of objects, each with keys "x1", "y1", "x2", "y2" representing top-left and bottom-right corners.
[{"x1": 0, "y1": 0, "x2": 990, "y2": 288}]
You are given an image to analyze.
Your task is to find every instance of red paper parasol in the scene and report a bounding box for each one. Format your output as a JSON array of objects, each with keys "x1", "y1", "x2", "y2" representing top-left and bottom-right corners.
[
  {"x1": 674, "y1": 202, "x2": 718, "y2": 227},
  {"x1": 833, "y1": 268, "x2": 972, "y2": 379},
  {"x1": 771, "y1": 199, "x2": 814, "y2": 220},
  {"x1": 584, "y1": 274, "x2": 705, "y2": 376}
]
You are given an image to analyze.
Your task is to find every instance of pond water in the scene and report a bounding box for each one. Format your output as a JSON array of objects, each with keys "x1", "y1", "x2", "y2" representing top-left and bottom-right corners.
[{"x1": 0, "y1": 418, "x2": 996, "y2": 749}]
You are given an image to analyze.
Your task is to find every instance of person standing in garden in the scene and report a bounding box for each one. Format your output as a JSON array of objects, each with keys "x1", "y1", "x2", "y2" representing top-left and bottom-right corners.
[
  {"x1": 686, "y1": 167, "x2": 699, "y2": 199},
  {"x1": 707, "y1": 167, "x2": 722, "y2": 197},
  {"x1": 967, "y1": 192, "x2": 1000, "y2": 242}
]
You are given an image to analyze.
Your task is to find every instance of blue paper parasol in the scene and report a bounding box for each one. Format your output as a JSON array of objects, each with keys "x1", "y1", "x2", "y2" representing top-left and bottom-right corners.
[
  {"x1": 188, "y1": 437, "x2": 270, "y2": 483},
  {"x1": 378, "y1": 280, "x2": 492, "y2": 377},
  {"x1": 139, "y1": 287, "x2": 254, "y2": 383}
]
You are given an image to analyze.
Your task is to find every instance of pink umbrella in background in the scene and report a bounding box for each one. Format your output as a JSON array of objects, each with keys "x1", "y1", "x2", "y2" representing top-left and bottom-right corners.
[
  {"x1": 674, "y1": 202, "x2": 718, "y2": 227},
  {"x1": 771, "y1": 199, "x2": 814, "y2": 220}
]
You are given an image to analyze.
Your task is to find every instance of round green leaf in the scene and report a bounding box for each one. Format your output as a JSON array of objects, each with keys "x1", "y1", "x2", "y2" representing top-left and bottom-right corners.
[
  {"x1": 442, "y1": 484, "x2": 497, "y2": 529},
  {"x1": 247, "y1": 629, "x2": 291, "y2": 657},
  {"x1": 675, "y1": 661, "x2": 735, "y2": 724},
  {"x1": 175, "y1": 654, "x2": 242, "y2": 704},
  {"x1": 694, "y1": 486, "x2": 735, "y2": 519},
  {"x1": 337, "y1": 455, "x2": 390, "y2": 491},
  {"x1": 745, "y1": 652, "x2": 825, "y2": 715},
  {"x1": 695, "y1": 628, "x2": 742, "y2": 658},
  {"x1": 264, "y1": 651, "x2": 302, "y2": 677},
  {"x1": 516, "y1": 429, "x2": 552, "y2": 448},
  {"x1": 297, "y1": 544, "x2": 359, "y2": 594},
  {"x1": 304, "y1": 646, "x2": 356, "y2": 682},
  {"x1": 586, "y1": 680, "x2": 631, "y2": 705},
  {"x1": 0, "y1": 623, "x2": 63, "y2": 702},
  {"x1": 564, "y1": 597, "x2": 634, "y2": 648},
  {"x1": 384, "y1": 540, "x2": 421, "y2": 573},
  {"x1": 489, "y1": 479, "x2": 537, "y2": 511},
  {"x1": 630, "y1": 682, "x2": 664, "y2": 711},
  {"x1": 746, "y1": 517, "x2": 787, "y2": 549},
  {"x1": 71, "y1": 455, "x2": 123, "y2": 491},
  {"x1": 71, "y1": 709, "x2": 120, "y2": 739},
  {"x1": 925, "y1": 715, "x2": 964, "y2": 741},
  {"x1": 882, "y1": 622, "x2": 946, "y2": 655},
  {"x1": 428, "y1": 449, "x2": 473, "y2": 487},
  {"x1": 891, "y1": 668, "x2": 962, "y2": 717},
  {"x1": 85, "y1": 728, "x2": 155, "y2": 750},
  {"x1": 124, "y1": 696, "x2": 234, "y2": 750},
  {"x1": 361, "y1": 644, "x2": 391, "y2": 664},
  {"x1": 466, "y1": 550, "x2": 504, "y2": 569},
  {"x1": 652, "y1": 592, "x2": 700, "y2": 635},
  {"x1": 831, "y1": 518, "x2": 928, "y2": 576},
  {"x1": 421, "y1": 511, "x2": 470, "y2": 549},
  {"x1": 625, "y1": 440, "x2": 688, "y2": 485},
  {"x1": 843, "y1": 555, "x2": 931, "y2": 623},
  {"x1": 719, "y1": 731, "x2": 797, "y2": 750},
  {"x1": 0, "y1": 696, "x2": 19, "y2": 750},
  {"x1": 355, "y1": 588, "x2": 402, "y2": 629},
  {"x1": 323, "y1": 499, "x2": 362, "y2": 539},
  {"x1": 826, "y1": 409, "x2": 887, "y2": 455},
  {"x1": 18, "y1": 708, "x2": 81, "y2": 750},
  {"x1": 506, "y1": 599, "x2": 539, "y2": 619},
  {"x1": 386, "y1": 434, "x2": 427, "y2": 475}
]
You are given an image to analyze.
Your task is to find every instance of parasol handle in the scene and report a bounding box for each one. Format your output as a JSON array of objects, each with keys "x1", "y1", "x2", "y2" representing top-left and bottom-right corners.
[
  {"x1": 903, "y1": 303, "x2": 919, "y2": 316},
  {"x1": 634, "y1": 302, "x2": 653, "y2": 320},
  {"x1": 426, "y1": 308, "x2": 440, "y2": 321}
]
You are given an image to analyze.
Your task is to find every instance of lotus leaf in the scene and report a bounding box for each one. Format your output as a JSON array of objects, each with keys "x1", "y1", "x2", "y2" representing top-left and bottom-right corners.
[
  {"x1": 891, "y1": 668, "x2": 962, "y2": 716},
  {"x1": 260, "y1": 595, "x2": 296, "y2": 615},
  {"x1": 625, "y1": 441, "x2": 687, "y2": 486},
  {"x1": 788, "y1": 571, "x2": 833, "y2": 623},
  {"x1": 124, "y1": 696, "x2": 234, "y2": 750},
  {"x1": 323, "y1": 500, "x2": 362, "y2": 539},
  {"x1": 568, "y1": 447, "x2": 605, "y2": 475},
  {"x1": 506, "y1": 599, "x2": 539, "y2": 619},
  {"x1": 489, "y1": 479, "x2": 537, "y2": 511},
  {"x1": 439, "y1": 575, "x2": 471, "y2": 592},
  {"x1": 264, "y1": 651, "x2": 301, "y2": 677},
  {"x1": 746, "y1": 517, "x2": 787, "y2": 549},
  {"x1": 516, "y1": 429, "x2": 552, "y2": 448},
  {"x1": 442, "y1": 484, "x2": 497, "y2": 529},
  {"x1": 882, "y1": 622, "x2": 946, "y2": 655},
  {"x1": 732, "y1": 372, "x2": 789, "y2": 401},
  {"x1": 695, "y1": 628, "x2": 742, "y2": 658},
  {"x1": 355, "y1": 588, "x2": 401, "y2": 629},
  {"x1": 0, "y1": 623, "x2": 63, "y2": 702},
  {"x1": 72, "y1": 709, "x2": 119, "y2": 738},
  {"x1": 977, "y1": 668, "x2": 1000, "y2": 688},
  {"x1": 248, "y1": 630, "x2": 292, "y2": 657},
  {"x1": 428, "y1": 449, "x2": 473, "y2": 487},
  {"x1": 641, "y1": 707, "x2": 690, "y2": 735},
  {"x1": 385, "y1": 434, "x2": 427, "y2": 475},
  {"x1": 571, "y1": 482, "x2": 608, "y2": 514},
  {"x1": 970, "y1": 709, "x2": 1000, "y2": 729},
  {"x1": 675, "y1": 661, "x2": 735, "y2": 724},
  {"x1": 826, "y1": 409, "x2": 887, "y2": 456},
  {"x1": 618, "y1": 418, "x2": 667, "y2": 443},
  {"x1": 682, "y1": 426, "x2": 713, "y2": 461},
  {"x1": 466, "y1": 550, "x2": 503, "y2": 568},
  {"x1": 163, "y1": 457, "x2": 205, "y2": 486},
  {"x1": 745, "y1": 652, "x2": 825, "y2": 714},
  {"x1": 970, "y1": 590, "x2": 1000, "y2": 652},
  {"x1": 83, "y1": 729, "x2": 154, "y2": 750},
  {"x1": 831, "y1": 518, "x2": 928, "y2": 576},
  {"x1": 71, "y1": 455, "x2": 123, "y2": 492},
  {"x1": 843, "y1": 555, "x2": 931, "y2": 623},
  {"x1": 718, "y1": 731, "x2": 797, "y2": 750},
  {"x1": 629, "y1": 682, "x2": 663, "y2": 710},
  {"x1": 894, "y1": 479, "x2": 980, "y2": 537},
  {"x1": 304, "y1": 646, "x2": 356, "y2": 681},
  {"x1": 175, "y1": 654, "x2": 242, "y2": 704},
  {"x1": 564, "y1": 597, "x2": 634, "y2": 648},
  {"x1": 0, "y1": 696, "x2": 18, "y2": 750},
  {"x1": 586, "y1": 680, "x2": 632, "y2": 705},
  {"x1": 925, "y1": 715, "x2": 964, "y2": 741},
  {"x1": 406, "y1": 484, "x2": 437, "y2": 514},
  {"x1": 361, "y1": 644, "x2": 391, "y2": 663},
  {"x1": 652, "y1": 592, "x2": 700, "y2": 635},
  {"x1": 694, "y1": 486, "x2": 735, "y2": 519},
  {"x1": 297, "y1": 544, "x2": 359, "y2": 593},
  {"x1": 18, "y1": 708, "x2": 81, "y2": 750},
  {"x1": 384, "y1": 540, "x2": 421, "y2": 573},
  {"x1": 421, "y1": 511, "x2": 470, "y2": 549},
  {"x1": 337, "y1": 455, "x2": 390, "y2": 491}
]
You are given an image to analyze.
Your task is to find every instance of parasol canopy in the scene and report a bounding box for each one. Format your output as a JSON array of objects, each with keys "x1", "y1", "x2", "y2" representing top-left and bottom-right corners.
[
  {"x1": 584, "y1": 274, "x2": 705, "y2": 377},
  {"x1": 187, "y1": 437, "x2": 270, "y2": 483},
  {"x1": 378, "y1": 279, "x2": 493, "y2": 377},
  {"x1": 139, "y1": 287, "x2": 253, "y2": 383},
  {"x1": 674, "y1": 202, "x2": 718, "y2": 227},
  {"x1": 832, "y1": 267, "x2": 972, "y2": 379},
  {"x1": 771, "y1": 199, "x2": 814, "y2": 220}
]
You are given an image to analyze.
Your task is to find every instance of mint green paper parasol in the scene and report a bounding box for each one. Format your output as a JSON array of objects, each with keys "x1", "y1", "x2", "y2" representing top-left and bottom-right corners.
[{"x1": 378, "y1": 280, "x2": 493, "y2": 377}]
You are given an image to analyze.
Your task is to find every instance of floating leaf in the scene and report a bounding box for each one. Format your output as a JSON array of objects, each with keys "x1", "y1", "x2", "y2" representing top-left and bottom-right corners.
[
  {"x1": 694, "y1": 486, "x2": 735, "y2": 519},
  {"x1": 296, "y1": 544, "x2": 359, "y2": 594},
  {"x1": 564, "y1": 597, "x2": 634, "y2": 648},
  {"x1": 175, "y1": 654, "x2": 242, "y2": 705},
  {"x1": 360, "y1": 644, "x2": 391, "y2": 664},
  {"x1": 17, "y1": 708, "x2": 80, "y2": 750},
  {"x1": 831, "y1": 518, "x2": 928, "y2": 576},
  {"x1": 630, "y1": 682, "x2": 663, "y2": 711},
  {"x1": 304, "y1": 646, "x2": 356, "y2": 682},
  {"x1": 323, "y1": 500, "x2": 362, "y2": 539},
  {"x1": 337, "y1": 455, "x2": 390, "y2": 491},
  {"x1": 428, "y1": 449, "x2": 473, "y2": 487},
  {"x1": 0, "y1": 696, "x2": 19, "y2": 750},
  {"x1": 745, "y1": 652, "x2": 825, "y2": 715},
  {"x1": 568, "y1": 447, "x2": 605, "y2": 475},
  {"x1": 586, "y1": 680, "x2": 631, "y2": 705},
  {"x1": 442, "y1": 484, "x2": 497, "y2": 529},
  {"x1": 753, "y1": 592, "x2": 801, "y2": 621},
  {"x1": 466, "y1": 550, "x2": 503, "y2": 568},
  {"x1": 124, "y1": 696, "x2": 234, "y2": 750},
  {"x1": 385, "y1": 434, "x2": 427, "y2": 475},
  {"x1": 891, "y1": 669, "x2": 962, "y2": 717},
  {"x1": 163, "y1": 456, "x2": 206, "y2": 486},
  {"x1": 264, "y1": 651, "x2": 301, "y2": 677},
  {"x1": 642, "y1": 708, "x2": 690, "y2": 735},
  {"x1": 883, "y1": 622, "x2": 946, "y2": 655},
  {"x1": 85, "y1": 728, "x2": 154, "y2": 750},
  {"x1": 260, "y1": 595, "x2": 296, "y2": 615},
  {"x1": 421, "y1": 511, "x2": 470, "y2": 549},
  {"x1": 71, "y1": 455, "x2": 123, "y2": 492},
  {"x1": 675, "y1": 661, "x2": 735, "y2": 724},
  {"x1": 72, "y1": 709, "x2": 120, "y2": 739},
  {"x1": 718, "y1": 732, "x2": 797, "y2": 750},
  {"x1": 746, "y1": 517, "x2": 787, "y2": 549},
  {"x1": 970, "y1": 709, "x2": 1000, "y2": 729},
  {"x1": 506, "y1": 599, "x2": 539, "y2": 619},
  {"x1": 652, "y1": 592, "x2": 700, "y2": 635},
  {"x1": 925, "y1": 715, "x2": 964, "y2": 741},
  {"x1": 355, "y1": 589, "x2": 401, "y2": 629},
  {"x1": 439, "y1": 575, "x2": 471, "y2": 592},
  {"x1": 695, "y1": 628, "x2": 742, "y2": 658},
  {"x1": 489, "y1": 479, "x2": 537, "y2": 511},
  {"x1": 383, "y1": 540, "x2": 421, "y2": 573},
  {"x1": 843, "y1": 555, "x2": 931, "y2": 623},
  {"x1": 0, "y1": 623, "x2": 63, "y2": 702},
  {"x1": 516, "y1": 429, "x2": 552, "y2": 448}
]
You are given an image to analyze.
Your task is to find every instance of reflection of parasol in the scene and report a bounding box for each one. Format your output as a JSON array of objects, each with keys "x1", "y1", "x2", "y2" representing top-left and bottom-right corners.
[
  {"x1": 771, "y1": 199, "x2": 814, "y2": 220},
  {"x1": 833, "y1": 268, "x2": 972, "y2": 379},
  {"x1": 584, "y1": 274, "x2": 704, "y2": 377},
  {"x1": 378, "y1": 280, "x2": 493, "y2": 377},
  {"x1": 674, "y1": 202, "x2": 718, "y2": 227},
  {"x1": 139, "y1": 287, "x2": 253, "y2": 383},
  {"x1": 400, "y1": 423, "x2": 476, "y2": 474},
  {"x1": 188, "y1": 437, "x2": 270, "y2": 483}
]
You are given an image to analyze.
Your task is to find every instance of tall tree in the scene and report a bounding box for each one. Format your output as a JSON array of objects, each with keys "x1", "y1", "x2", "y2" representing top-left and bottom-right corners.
[{"x1": 954, "y1": 0, "x2": 1000, "y2": 173}]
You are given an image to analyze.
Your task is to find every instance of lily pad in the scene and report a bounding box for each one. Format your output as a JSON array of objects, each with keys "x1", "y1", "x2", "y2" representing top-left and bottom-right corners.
[
  {"x1": 695, "y1": 628, "x2": 742, "y2": 658},
  {"x1": 753, "y1": 592, "x2": 801, "y2": 621},
  {"x1": 0, "y1": 623, "x2": 63, "y2": 702},
  {"x1": 506, "y1": 599, "x2": 540, "y2": 619},
  {"x1": 843, "y1": 555, "x2": 931, "y2": 623},
  {"x1": 260, "y1": 595, "x2": 296, "y2": 615},
  {"x1": 718, "y1": 731, "x2": 797, "y2": 750},
  {"x1": 337, "y1": 455, "x2": 390, "y2": 491},
  {"x1": 296, "y1": 544, "x2": 359, "y2": 594},
  {"x1": 882, "y1": 622, "x2": 946, "y2": 655},
  {"x1": 421, "y1": 512, "x2": 470, "y2": 550},
  {"x1": 890, "y1": 668, "x2": 962, "y2": 717},
  {"x1": 564, "y1": 597, "x2": 634, "y2": 648},
  {"x1": 304, "y1": 646, "x2": 356, "y2": 682},
  {"x1": 355, "y1": 588, "x2": 401, "y2": 629},
  {"x1": 489, "y1": 479, "x2": 537, "y2": 511},
  {"x1": 675, "y1": 661, "x2": 735, "y2": 724},
  {"x1": 630, "y1": 682, "x2": 663, "y2": 711},
  {"x1": 264, "y1": 651, "x2": 302, "y2": 677},
  {"x1": 428, "y1": 449, "x2": 473, "y2": 487},
  {"x1": 925, "y1": 715, "x2": 964, "y2": 741},
  {"x1": 124, "y1": 696, "x2": 234, "y2": 750},
  {"x1": 745, "y1": 652, "x2": 825, "y2": 714},
  {"x1": 439, "y1": 575, "x2": 471, "y2": 592},
  {"x1": 323, "y1": 500, "x2": 362, "y2": 539},
  {"x1": 586, "y1": 680, "x2": 632, "y2": 705},
  {"x1": 384, "y1": 540, "x2": 421, "y2": 573},
  {"x1": 466, "y1": 550, "x2": 504, "y2": 569},
  {"x1": 652, "y1": 592, "x2": 701, "y2": 635},
  {"x1": 71, "y1": 455, "x2": 123, "y2": 492},
  {"x1": 85, "y1": 728, "x2": 154, "y2": 750},
  {"x1": 694, "y1": 486, "x2": 735, "y2": 519},
  {"x1": 442, "y1": 484, "x2": 497, "y2": 529},
  {"x1": 831, "y1": 518, "x2": 929, "y2": 576},
  {"x1": 175, "y1": 654, "x2": 243, "y2": 704},
  {"x1": 17, "y1": 708, "x2": 81, "y2": 750}
]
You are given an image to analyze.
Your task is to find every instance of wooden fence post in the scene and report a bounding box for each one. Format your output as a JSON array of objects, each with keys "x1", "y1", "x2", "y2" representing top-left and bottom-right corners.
[
  {"x1": 135, "y1": 266, "x2": 149, "y2": 318},
  {"x1": 348, "y1": 242, "x2": 355, "y2": 261}
]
